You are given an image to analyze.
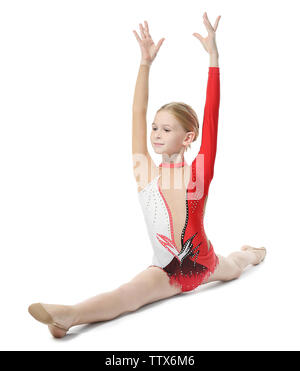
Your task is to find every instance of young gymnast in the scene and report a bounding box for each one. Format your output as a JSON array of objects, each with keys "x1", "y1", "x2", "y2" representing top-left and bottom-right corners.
[{"x1": 28, "y1": 12, "x2": 266, "y2": 338}]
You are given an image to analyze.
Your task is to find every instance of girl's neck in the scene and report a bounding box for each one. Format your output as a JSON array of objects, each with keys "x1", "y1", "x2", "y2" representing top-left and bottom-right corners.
[
  {"x1": 159, "y1": 161, "x2": 186, "y2": 168},
  {"x1": 159, "y1": 156, "x2": 187, "y2": 168}
]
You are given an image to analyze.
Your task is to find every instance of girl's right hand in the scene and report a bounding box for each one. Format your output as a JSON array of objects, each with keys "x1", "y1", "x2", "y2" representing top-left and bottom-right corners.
[{"x1": 133, "y1": 21, "x2": 165, "y2": 65}]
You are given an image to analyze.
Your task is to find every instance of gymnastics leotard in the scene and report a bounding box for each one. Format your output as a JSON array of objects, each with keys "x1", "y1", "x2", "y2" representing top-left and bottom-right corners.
[{"x1": 138, "y1": 67, "x2": 220, "y2": 292}]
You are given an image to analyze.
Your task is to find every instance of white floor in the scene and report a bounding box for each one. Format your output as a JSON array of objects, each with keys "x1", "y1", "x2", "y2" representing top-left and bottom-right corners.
[{"x1": 4, "y1": 249, "x2": 300, "y2": 351}]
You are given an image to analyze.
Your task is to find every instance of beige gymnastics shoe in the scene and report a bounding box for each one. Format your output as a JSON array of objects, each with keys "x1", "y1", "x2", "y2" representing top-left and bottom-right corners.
[
  {"x1": 241, "y1": 245, "x2": 267, "y2": 265},
  {"x1": 28, "y1": 303, "x2": 71, "y2": 338}
]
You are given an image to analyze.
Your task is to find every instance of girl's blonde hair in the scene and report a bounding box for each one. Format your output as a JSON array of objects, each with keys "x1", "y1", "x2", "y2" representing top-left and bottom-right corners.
[{"x1": 156, "y1": 102, "x2": 199, "y2": 152}]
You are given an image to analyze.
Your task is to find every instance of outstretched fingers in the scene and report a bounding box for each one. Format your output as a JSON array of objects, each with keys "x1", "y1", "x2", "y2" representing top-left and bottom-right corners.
[
  {"x1": 144, "y1": 20, "x2": 151, "y2": 38},
  {"x1": 132, "y1": 30, "x2": 142, "y2": 43},
  {"x1": 193, "y1": 32, "x2": 204, "y2": 42},
  {"x1": 203, "y1": 12, "x2": 214, "y2": 33},
  {"x1": 133, "y1": 20, "x2": 152, "y2": 43},
  {"x1": 139, "y1": 23, "x2": 146, "y2": 39},
  {"x1": 155, "y1": 38, "x2": 165, "y2": 53},
  {"x1": 203, "y1": 12, "x2": 221, "y2": 33},
  {"x1": 213, "y1": 15, "x2": 221, "y2": 32}
]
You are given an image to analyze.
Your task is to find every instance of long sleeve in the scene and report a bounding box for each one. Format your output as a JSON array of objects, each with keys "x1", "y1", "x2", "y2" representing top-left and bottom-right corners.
[{"x1": 198, "y1": 67, "x2": 220, "y2": 186}]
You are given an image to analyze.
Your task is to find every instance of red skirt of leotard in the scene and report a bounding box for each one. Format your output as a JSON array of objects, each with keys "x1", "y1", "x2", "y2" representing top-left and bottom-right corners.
[{"x1": 149, "y1": 242, "x2": 219, "y2": 293}]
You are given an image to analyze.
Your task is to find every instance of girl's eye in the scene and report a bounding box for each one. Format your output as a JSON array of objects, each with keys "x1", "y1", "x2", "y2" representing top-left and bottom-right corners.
[{"x1": 152, "y1": 127, "x2": 170, "y2": 132}]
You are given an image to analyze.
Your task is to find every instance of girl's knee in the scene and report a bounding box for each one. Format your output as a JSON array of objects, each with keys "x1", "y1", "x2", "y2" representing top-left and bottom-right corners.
[
  {"x1": 226, "y1": 260, "x2": 243, "y2": 280},
  {"x1": 118, "y1": 278, "x2": 178, "y2": 312},
  {"x1": 221, "y1": 255, "x2": 243, "y2": 281},
  {"x1": 117, "y1": 283, "x2": 142, "y2": 312}
]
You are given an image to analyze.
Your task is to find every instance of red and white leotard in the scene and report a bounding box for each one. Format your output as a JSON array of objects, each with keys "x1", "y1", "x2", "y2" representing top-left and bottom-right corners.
[{"x1": 138, "y1": 67, "x2": 220, "y2": 292}]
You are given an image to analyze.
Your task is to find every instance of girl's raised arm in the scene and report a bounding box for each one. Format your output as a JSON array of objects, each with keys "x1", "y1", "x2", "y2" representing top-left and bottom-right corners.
[
  {"x1": 132, "y1": 21, "x2": 164, "y2": 190},
  {"x1": 193, "y1": 12, "x2": 221, "y2": 190},
  {"x1": 132, "y1": 21, "x2": 164, "y2": 153}
]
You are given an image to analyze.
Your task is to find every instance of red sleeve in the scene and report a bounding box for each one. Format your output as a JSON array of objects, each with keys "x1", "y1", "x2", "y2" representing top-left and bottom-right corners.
[{"x1": 198, "y1": 66, "x2": 220, "y2": 187}]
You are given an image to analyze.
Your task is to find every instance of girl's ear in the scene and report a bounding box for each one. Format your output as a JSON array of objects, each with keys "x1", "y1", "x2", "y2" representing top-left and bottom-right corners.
[{"x1": 183, "y1": 131, "x2": 195, "y2": 146}]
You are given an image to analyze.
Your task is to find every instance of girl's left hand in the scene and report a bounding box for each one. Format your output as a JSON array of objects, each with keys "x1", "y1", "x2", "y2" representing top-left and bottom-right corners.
[{"x1": 193, "y1": 12, "x2": 221, "y2": 55}]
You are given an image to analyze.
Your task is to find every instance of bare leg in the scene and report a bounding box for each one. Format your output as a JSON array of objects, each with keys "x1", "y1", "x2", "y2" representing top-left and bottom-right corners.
[
  {"x1": 28, "y1": 266, "x2": 182, "y2": 338},
  {"x1": 204, "y1": 245, "x2": 267, "y2": 284}
]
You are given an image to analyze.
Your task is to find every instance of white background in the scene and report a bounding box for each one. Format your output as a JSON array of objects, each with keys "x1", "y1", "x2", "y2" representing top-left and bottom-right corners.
[{"x1": 0, "y1": 0, "x2": 299, "y2": 351}]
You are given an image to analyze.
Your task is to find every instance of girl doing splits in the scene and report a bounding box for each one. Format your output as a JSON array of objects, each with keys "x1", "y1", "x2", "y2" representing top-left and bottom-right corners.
[{"x1": 28, "y1": 12, "x2": 266, "y2": 338}]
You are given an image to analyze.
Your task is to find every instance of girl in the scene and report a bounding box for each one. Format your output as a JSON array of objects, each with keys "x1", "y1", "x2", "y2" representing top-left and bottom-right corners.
[{"x1": 28, "y1": 12, "x2": 266, "y2": 338}]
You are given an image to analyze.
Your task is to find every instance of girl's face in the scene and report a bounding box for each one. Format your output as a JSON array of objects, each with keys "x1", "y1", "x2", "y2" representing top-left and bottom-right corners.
[{"x1": 150, "y1": 110, "x2": 194, "y2": 155}]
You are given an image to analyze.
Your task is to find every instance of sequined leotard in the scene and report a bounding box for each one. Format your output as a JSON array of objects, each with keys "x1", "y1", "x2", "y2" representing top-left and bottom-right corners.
[{"x1": 138, "y1": 67, "x2": 220, "y2": 292}]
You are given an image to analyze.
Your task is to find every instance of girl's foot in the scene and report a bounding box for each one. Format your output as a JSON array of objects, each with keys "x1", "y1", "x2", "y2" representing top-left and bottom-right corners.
[
  {"x1": 240, "y1": 245, "x2": 267, "y2": 265},
  {"x1": 28, "y1": 303, "x2": 76, "y2": 338}
]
